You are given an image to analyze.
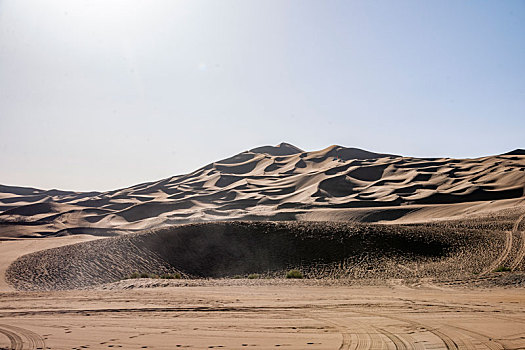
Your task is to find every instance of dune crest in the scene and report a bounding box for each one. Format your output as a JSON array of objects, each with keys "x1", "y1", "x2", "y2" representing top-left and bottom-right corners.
[
  {"x1": 249, "y1": 142, "x2": 304, "y2": 156},
  {"x1": 1, "y1": 143, "x2": 524, "y2": 237}
]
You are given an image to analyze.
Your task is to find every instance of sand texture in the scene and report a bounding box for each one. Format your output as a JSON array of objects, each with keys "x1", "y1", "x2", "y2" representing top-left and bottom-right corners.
[
  {"x1": 1, "y1": 285, "x2": 524, "y2": 350},
  {"x1": 1, "y1": 144, "x2": 525, "y2": 349},
  {"x1": 6, "y1": 217, "x2": 525, "y2": 291},
  {"x1": 1, "y1": 144, "x2": 525, "y2": 238}
]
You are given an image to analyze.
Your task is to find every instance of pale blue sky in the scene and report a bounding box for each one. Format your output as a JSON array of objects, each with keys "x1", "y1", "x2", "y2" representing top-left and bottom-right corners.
[{"x1": 1, "y1": 0, "x2": 524, "y2": 191}]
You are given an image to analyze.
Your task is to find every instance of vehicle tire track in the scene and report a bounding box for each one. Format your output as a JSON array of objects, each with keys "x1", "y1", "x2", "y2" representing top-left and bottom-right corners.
[
  {"x1": 364, "y1": 310, "x2": 508, "y2": 350},
  {"x1": 306, "y1": 316, "x2": 353, "y2": 350},
  {"x1": 446, "y1": 324, "x2": 504, "y2": 350},
  {"x1": 373, "y1": 327, "x2": 407, "y2": 350},
  {"x1": 309, "y1": 312, "x2": 430, "y2": 350},
  {"x1": 0, "y1": 325, "x2": 24, "y2": 350},
  {"x1": 510, "y1": 213, "x2": 525, "y2": 270},
  {"x1": 365, "y1": 325, "x2": 384, "y2": 350},
  {"x1": 307, "y1": 313, "x2": 392, "y2": 350},
  {"x1": 0, "y1": 323, "x2": 46, "y2": 349},
  {"x1": 354, "y1": 310, "x2": 461, "y2": 350},
  {"x1": 480, "y1": 230, "x2": 512, "y2": 276},
  {"x1": 356, "y1": 331, "x2": 371, "y2": 350}
]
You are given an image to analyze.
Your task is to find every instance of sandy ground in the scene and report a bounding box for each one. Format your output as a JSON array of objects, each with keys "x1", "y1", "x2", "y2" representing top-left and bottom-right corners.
[
  {"x1": 1, "y1": 208, "x2": 524, "y2": 349},
  {"x1": 0, "y1": 284, "x2": 524, "y2": 350},
  {"x1": 1, "y1": 145, "x2": 524, "y2": 348}
]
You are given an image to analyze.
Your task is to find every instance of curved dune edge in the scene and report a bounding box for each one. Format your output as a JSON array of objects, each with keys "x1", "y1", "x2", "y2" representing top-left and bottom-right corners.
[
  {"x1": 0, "y1": 235, "x2": 104, "y2": 292},
  {"x1": 6, "y1": 220, "x2": 513, "y2": 291}
]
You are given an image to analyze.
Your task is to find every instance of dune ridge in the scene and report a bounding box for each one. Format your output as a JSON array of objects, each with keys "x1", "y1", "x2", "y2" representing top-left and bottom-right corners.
[{"x1": 1, "y1": 143, "x2": 524, "y2": 238}]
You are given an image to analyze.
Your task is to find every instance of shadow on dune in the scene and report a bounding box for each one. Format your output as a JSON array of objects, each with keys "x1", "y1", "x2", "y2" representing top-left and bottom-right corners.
[
  {"x1": 6, "y1": 221, "x2": 502, "y2": 290},
  {"x1": 133, "y1": 222, "x2": 447, "y2": 278}
]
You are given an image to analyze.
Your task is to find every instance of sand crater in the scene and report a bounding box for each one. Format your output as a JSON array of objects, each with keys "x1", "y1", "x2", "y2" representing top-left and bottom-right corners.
[{"x1": 6, "y1": 221, "x2": 501, "y2": 290}]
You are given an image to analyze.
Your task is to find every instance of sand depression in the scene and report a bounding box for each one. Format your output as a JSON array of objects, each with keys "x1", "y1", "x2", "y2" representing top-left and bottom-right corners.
[{"x1": 6, "y1": 220, "x2": 511, "y2": 290}]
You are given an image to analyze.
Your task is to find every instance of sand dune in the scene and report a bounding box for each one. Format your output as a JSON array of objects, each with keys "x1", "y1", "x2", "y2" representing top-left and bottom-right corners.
[
  {"x1": 2, "y1": 144, "x2": 525, "y2": 350},
  {"x1": 6, "y1": 219, "x2": 511, "y2": 290},
  {"x1": 1, "y1": 143, "x2": 524, "y2": 238}
]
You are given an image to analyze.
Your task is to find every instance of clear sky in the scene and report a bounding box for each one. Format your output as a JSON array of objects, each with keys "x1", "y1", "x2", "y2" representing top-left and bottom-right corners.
[{"x1": 1, "y1": 0, "x2": 524, "y2": 191}]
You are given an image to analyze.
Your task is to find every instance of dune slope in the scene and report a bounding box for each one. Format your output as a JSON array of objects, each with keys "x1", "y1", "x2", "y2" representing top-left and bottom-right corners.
[
  {"x1": 1, "y1": 143, "x2": 525, "y2": 237},
  {"x1": 6, "y1": 220, "x2": 511, "y2": 290}
]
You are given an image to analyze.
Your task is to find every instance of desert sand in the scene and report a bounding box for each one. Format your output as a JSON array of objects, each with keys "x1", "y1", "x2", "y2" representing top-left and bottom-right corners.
[
  {"x1": 1, "y1": 284, "x2": 525, "y2": 349},
  {"x1": 1, "y1": 144, "x2": 524, "y2": 349},
  {"x1": 1, "y1": 144, "x2": 525, "y2": 238}
]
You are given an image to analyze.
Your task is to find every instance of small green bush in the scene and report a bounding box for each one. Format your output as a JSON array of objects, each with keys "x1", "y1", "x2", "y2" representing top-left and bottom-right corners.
[
  {"x1": 129, "y1": 272, "x2": 140, "y2": 279},
  {"x1": 285, "y1": 269, "x2": 303, "y2": 279},
  {"x1": 160, "y1": 273, "x2": 182, "y2": 279},
  {"x1": 494, "y1": 266, "x2": 511, "y2": 272},
  {"x1": 247, "y1": 273, "x2": 260, "y2": 279}
]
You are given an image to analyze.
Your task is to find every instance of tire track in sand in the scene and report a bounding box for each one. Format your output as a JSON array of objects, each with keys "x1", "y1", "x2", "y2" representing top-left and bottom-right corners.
[
  {"x1": 373, "y1": 327, "x2": 408, "y2": 350},
  {"x1": 480, "y1": 230, "x2": 512, "y2": 276},
  {"x1": 361, "y1": 310, "x2": 511, "y2": 350},
  {"x1": 0, "y1": 323, "x2": 46, "y2": 349},
  {"x1": 310, "y1": 313, "x2": 426, "y2": 350},
  {"x1": 307, "y1": 314, "x2": 389, "y2": 350},
  {"x1": 373, "y1": 326, "x2": 428, "y2": 350},
  {"x1": 305, "y1": 316, "x2": 353, "y2": 350},
  {"x1": 446, "y1": 324, "x2": 505, "y2": 350},
  {"x1": 354, "y1": 310, "x2": 463, "y2": 350},
  {"x1": 510, "y1": 213, "x2": 525, "y2": 270},
  {"x1": 0, "y1": 325, "x2": 24, "y2": 350}
]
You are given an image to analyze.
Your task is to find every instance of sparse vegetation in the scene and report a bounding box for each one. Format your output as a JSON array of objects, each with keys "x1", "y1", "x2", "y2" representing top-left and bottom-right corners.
[
  {"x1": 286, "y1": 269, "x2": 303, "y2": 279},
  {"x1": 494, "y1": 266, "x2": 512, "y2": 272},
  {"x1": 160, "y1": 273, "x2": 182, "y2": 279},
  {"x1": 247, "y1": 273, "x2": 260, "y2": 279}
]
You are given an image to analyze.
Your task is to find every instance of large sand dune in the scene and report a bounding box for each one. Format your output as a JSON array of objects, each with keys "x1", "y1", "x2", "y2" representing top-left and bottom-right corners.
[
  {"x1": 2, "y1": 144, "x2": 525, "y2": 349},
  {"x1": 1, "y1": 143, "x2": 525, "y2": 238}
]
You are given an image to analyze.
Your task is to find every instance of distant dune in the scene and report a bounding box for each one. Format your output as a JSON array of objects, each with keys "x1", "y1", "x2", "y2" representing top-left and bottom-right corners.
[{"x1": 1, "y1": 143, "x2": 525, "y2": 238}]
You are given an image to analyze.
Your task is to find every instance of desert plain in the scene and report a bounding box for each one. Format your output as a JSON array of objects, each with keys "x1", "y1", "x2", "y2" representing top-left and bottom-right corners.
[{"x1": 1, "y1": 143, "x2": 525, "y2": 349}]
